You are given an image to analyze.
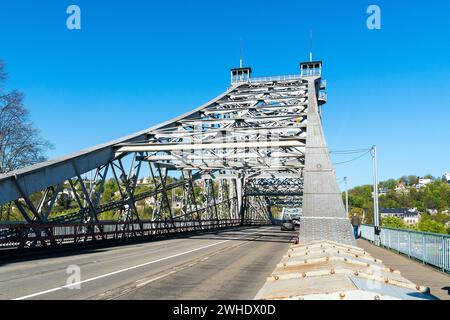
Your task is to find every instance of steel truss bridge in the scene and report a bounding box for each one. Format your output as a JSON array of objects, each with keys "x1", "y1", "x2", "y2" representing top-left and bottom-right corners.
[
  {"x1": 0, "y1": 61, "x2": 439, "y2": 301},
  {"x1": 0, "y1": 61, "x2": 328, "y2": 250}
]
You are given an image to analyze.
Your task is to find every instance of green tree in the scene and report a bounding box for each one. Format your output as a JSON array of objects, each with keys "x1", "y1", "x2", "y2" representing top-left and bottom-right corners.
[
  {"x1": 379, "y1": 179, "x2": 397, "y2": 190},
  {"x1": 399, "y1": 176, "x2": 408, "y2": 185},
  {"x1": 418, "y1": 219, "x2": 447, "y2": 234},
  {"x1": 56, "y1": 193, "x2": 72, "y2": 210},
  {"x1": 102, "y1": 179, "x2": 119, "y2": 203},
  {"x1": 432, "y1": 213, "x2": 450, "y2": 225},
  {"x1": 381, "y1": 216, "x2": 406, "y2": 229},
  {"x1": 408, "y1": 175, "x2": 419, "y2": 186}
]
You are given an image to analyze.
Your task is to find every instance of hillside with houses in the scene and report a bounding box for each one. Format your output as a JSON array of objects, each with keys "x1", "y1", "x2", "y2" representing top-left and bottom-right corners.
[{"x1": 346, "y1": 173, "x2": 450, "y2": 235}]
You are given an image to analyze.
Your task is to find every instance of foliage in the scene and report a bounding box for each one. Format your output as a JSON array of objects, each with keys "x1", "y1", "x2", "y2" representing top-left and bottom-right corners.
[
  {"x1": 0, "y1": 60, "x2": 52, "y2": 174},
  {"x1": 381, "y1": 216, "x2": 406, "y2": 229},
  {"x1": 345, "y1": 176, "x2": 450, "y2": 235},
  {"x1": 417, "y1": 219, "x2": 447, "y2": 234},
  {"x1": 379, "y1": 179, "x2": 397, "y2": 190},
  {"x1": 0, "y1": 60, "x2": 53, "y2": 221}
]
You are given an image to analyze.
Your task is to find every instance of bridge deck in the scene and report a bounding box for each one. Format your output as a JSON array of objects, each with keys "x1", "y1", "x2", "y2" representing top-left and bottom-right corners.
[
  {"x1": 357, "y1": 239, "x2": 450, "y2": 300},
  {"x1": 0, "y1": 226, "x2": 296, "y2": 300}
]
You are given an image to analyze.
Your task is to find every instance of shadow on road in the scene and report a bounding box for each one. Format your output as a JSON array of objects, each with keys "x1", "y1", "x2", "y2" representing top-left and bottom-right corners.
[{"x1": 0, "y1": 226, "x2": 295, "y2": 267}]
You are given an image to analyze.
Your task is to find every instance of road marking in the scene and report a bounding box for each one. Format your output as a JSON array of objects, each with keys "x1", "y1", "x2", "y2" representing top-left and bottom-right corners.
[
  {"x1": 13, "y1": 240, "x2": 231, "y2": 300},
  {"x1": 127, "y1": 232, "x2": 261, "y2": 297},
  {"x1": 135, "y1": 270, "x2": 177, "y2": 288},
  {"x1": 13, "y1": 228, "x2": 269, "y2": 300}
]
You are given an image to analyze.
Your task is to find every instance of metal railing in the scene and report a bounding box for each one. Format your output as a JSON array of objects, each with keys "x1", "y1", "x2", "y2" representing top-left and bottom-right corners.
[
  {"x1": 360, "y1": 224, "x2": 450, "y2": 273},
  {"x1": 0, "y1": 219, "x2": 270, "y2": 250},
  {"x1": 248, "y1": 74, "x2": 302, "y2": 83},
  {"x1": 301, "y1": 69, "x2": 321, "y2": 77}
]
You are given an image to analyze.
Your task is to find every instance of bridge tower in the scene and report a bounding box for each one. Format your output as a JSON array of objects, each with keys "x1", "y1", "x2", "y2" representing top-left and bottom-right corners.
[{"x1": 300, "y1": 60, "x2": 355, "y2": 245}]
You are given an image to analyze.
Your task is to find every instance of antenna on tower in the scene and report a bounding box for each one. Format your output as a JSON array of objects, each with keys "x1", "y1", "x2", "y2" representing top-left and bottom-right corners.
[
  {"x1": 309, "y1": 29, "x2": 313, "y2": 62},
  {"x1": 240, "y1": 37, "x2": 243, "y2": 68}
]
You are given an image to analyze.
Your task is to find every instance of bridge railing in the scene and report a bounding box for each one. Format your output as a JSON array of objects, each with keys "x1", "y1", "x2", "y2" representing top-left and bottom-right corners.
[
  {"x1": 0, "y1": 219, "x2": 270, "y2": 250},
  {"x1": 251, "y1": 74, "x2": 302, "y2": 83},
  {"x1": 233, "y1": 74, "x2": 303, "y2": 84},
  {"x1": 360, "y1": 224, "x2": 450, "y2": 273}
]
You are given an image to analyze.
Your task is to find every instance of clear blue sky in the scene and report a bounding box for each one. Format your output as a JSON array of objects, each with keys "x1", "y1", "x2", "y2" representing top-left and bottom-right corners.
[{"x1": 1, "y1": 0, "x2": 449, "y2": 187}]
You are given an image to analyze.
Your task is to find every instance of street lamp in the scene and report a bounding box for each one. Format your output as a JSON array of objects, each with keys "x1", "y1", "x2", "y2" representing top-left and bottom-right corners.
[
  {"x1": 371, "y1": 145, "x2": 381, "y2": 246},
  {"x1": 344, "y1": 176, "x2": 349, "y2": 216}
]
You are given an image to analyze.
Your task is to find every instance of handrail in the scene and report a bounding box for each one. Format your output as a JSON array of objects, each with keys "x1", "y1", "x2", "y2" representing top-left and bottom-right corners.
[
  {"x1": 232, "y1": 74, "x2": 303, "y2": 84},
  {"x1": 0, "y1": 218, "x2": 270, "y2": 250},
  {"x1": 249, "y1": 74, "x2": 302, "y2": 83},
  {"x1": 362, "y1": 224, "x2": 450, "y2": 238},
  {"x1": 360, "y1": 224, "x2": 450, "y2": 273}
]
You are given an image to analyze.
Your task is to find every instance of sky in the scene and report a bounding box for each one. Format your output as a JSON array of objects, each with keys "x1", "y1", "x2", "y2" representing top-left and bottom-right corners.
[{"x1": 0, "y1": 0, "x2": 449, "y2": 188}]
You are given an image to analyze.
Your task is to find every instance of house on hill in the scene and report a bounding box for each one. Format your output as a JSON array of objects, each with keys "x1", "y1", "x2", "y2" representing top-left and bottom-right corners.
[{"x1": 381, "y1": 208, "x2": 421, "y2": 225}]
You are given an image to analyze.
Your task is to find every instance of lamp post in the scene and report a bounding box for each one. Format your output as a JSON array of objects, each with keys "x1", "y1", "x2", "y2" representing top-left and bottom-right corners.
[
  {"x1": 344, "y1": 177, "x2": 349, "y2": 216},
  {"x1": 371, "y1": 145, "x2": 381, "y2": 246}
]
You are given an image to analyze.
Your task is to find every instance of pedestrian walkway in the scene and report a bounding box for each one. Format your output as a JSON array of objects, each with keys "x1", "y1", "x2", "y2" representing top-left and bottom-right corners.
[{"x1": 357, "y1": 239, "x2": 450, "y2": 300}]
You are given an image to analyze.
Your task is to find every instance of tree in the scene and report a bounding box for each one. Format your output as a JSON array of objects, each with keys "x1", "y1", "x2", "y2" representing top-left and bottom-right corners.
[
  {"x1": 0, "y1": 61, "x2": 52, "y2": 174},
  {"x1": 381, "y1": 216, "x2": 406, "y2": 229},
  {"x1": 379, "y1": 179, "x2": 397, "y2": 190},
  {"x1": 0, "y1": 60, "x2": 52, "y2": 220},
  {"x1": 399, "y1": 176, "x2": 408, "y2": 185},
  {"x1": 56, "y1": 193, "x2": 72, "y2": 210},
  {"x1": 408, "y1": 175, "x2": 419, "y2": 186},
  {"x1": 346, "y1": 185, "x2": 374, "y2": 223},
  {"x1": 418, "y1": 219, "x2": 447, "y2": 234}
]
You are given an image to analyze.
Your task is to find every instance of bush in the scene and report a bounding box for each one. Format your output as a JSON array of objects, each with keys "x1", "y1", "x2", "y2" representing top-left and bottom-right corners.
[
  {"x1": 418, "y1": 220, "x2": 447, "y2": 234},
  {"x1": 381, "y1": 216, "x2": 406, "y2": 229}
]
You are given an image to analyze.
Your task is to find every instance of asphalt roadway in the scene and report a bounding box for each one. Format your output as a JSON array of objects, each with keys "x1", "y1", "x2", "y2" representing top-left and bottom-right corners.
[{"x1": 0, "y1": 226, "x2": 296, "y2": 300}]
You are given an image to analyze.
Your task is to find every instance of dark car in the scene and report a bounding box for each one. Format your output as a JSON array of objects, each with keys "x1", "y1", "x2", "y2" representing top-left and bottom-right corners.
[{"x1": 281, "y1": 220, "x2": 295, "y2": 231}]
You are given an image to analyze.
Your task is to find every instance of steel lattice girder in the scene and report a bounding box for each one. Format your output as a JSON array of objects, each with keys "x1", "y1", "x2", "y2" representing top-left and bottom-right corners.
[
  {"x1": 244, "y1": 178, "x2": 304, "y2": 196},
  {"x1": 113, "y1": 81, "x2": 309, "y2": 174}
]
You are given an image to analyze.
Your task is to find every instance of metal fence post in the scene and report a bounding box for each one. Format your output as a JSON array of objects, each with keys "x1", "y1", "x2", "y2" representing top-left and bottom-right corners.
[
  {"x1": 388, "y1": 229, "x2": 391, "y2": 249},
  {"x1": 408, "y1": 231, "x2": 411, "y2": 258},
  {"x1": 446, "y1": 237, "x2": 449, "y2": 273},
  {"x1": 360, "y1": 224, "x2": 449, "y2": 273},
  {"x1": 442, "y1": 235, "x2": 445, "y2": 272},
  {"x1": 422, "y1": 235, "x2": 426, "y2": 265}
]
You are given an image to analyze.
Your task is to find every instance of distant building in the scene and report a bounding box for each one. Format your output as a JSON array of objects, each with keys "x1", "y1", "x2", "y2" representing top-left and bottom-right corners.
[
  {"x1": 378, "y1": 188, "x2": 388, "y2": 196},
  {"x1": 57, "y1": 188, "x2": 76, "y2": 200},
  {"x1": 144, "y1": 196, "x2": 156, "y2": 206},
  {"x1": 419, "y1": 178, "x2": 433, "y2": 185},
  {"x1": 445, "y1": 172, "x2": 450, "y2": 184},
  {"x1": 395, "y1": 182, "x2": 408, "y2": 193},
  {"x1": 381, "y1": 208, "x2": 421, "y2": 225},
  {"x1": 136, "y1": 177, "x2": 152, "y2": 186},
  {"x1": 415, "y1": 178, "x2": 433, "y2": 189}
]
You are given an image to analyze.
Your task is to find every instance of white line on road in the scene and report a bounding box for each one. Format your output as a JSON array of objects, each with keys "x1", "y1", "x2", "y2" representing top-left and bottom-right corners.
[
  {"x1": 13, "y1": 240, "x2": 230, "y2": 300},
  {"x1": 135, "y1": 270, "x2": 177, "y2": 288},
  {"x1": 13, "y1": 228, "x2": 269, "y2": 300}
]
